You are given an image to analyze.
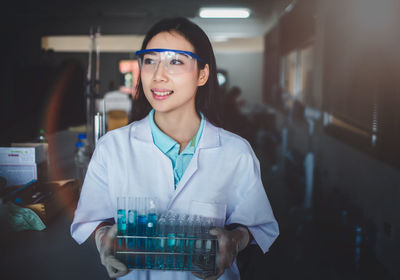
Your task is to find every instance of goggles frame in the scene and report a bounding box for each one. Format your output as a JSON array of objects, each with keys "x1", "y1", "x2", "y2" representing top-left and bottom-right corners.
[
  {"x1": 136, "y1": 48, "x2": 205, "y2": 74},
  {"x1": 136, "y1": 48, "x2": 204, "y2": 63}
]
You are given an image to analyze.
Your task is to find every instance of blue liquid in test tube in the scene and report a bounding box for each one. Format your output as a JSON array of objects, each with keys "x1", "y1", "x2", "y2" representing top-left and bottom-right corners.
[
  {"x1": 137, "y1": 214, "x2": 147, "y2": 268},
  {"x1": 136, "y1": 197, "x2": 148, "y2": 268},
  {"x1": 185, "y1": 216, "x2": 195, "y2": 270},
  {"x1": 155, "y1": 217, "x2": 167, "y2": 269},
  {"x1": 117, "y1": 197, "x2": 127, "y2": 263},
  {"x1": 176, "y1": 217, "x2": 186, "y2": 270},
  {"x1": 127, "y1": 197, "x2": 137, "y2": 268},
  {"x1": 166, "y1": 216, "x2": 176, "y2": 269},
  {"x1": 146, "y1": 212, "x2": 157, "y2": 268}
]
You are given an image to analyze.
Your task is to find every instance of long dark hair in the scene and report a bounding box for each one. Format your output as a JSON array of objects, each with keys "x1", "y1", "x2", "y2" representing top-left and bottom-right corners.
[{"x1": 131, "y1": 17, "x2": 222, "y2": 126}]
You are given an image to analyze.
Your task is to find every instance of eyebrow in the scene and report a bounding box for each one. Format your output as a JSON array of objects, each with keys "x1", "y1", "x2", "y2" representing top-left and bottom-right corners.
[
  {"x1": 144, "y1": 51, "x2": 158, "y2": 56},
  {"x1": 169, "y1": 52, "x2": 190, "y2": 58}
]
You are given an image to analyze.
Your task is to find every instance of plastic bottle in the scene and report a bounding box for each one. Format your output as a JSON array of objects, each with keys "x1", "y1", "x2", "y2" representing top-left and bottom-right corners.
[
  {"x1": 74, "y1": 141, "x2": 90, "y2": 186},
  {"x1": 78, "y1": 133, "x2": 91, "y2": 156}
]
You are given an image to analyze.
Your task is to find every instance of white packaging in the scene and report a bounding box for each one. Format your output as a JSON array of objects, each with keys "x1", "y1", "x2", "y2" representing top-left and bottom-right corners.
[
  {"x1": 0, "y1": 146, "x2": 46, "y2": 165},
  {"x1": 0, "y1": 144, "x2": 48, "y2": 187},
  {"x1": 0, "y1": 164, "x2": 37, "y2": 187}
]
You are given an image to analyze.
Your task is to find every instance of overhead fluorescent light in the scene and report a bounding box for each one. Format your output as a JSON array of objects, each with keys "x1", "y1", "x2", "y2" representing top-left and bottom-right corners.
[{"x1": 199, "y1": 8, "x2": 250, "y2": 18}]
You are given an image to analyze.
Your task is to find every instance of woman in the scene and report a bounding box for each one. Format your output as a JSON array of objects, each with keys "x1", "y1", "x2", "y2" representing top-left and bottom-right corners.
[{"x1": 71, "y1": 17, "x2": 279, "y2": 280}]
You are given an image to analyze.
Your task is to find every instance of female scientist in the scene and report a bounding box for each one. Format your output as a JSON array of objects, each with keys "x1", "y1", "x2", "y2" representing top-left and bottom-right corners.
[{"x1": 71, "y1": 17, "x2": 279, "y2": 280}]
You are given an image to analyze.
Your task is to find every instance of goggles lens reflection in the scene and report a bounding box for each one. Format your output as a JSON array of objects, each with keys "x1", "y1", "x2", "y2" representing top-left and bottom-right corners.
[{"x1": 136, "y1": 49, "x2": 203, "y2": 74}]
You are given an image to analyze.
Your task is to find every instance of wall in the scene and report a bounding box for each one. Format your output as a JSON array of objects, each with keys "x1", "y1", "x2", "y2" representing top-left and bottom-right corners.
[{"x1": 215, "y1": 52, "x2": 264, "y2": 111}]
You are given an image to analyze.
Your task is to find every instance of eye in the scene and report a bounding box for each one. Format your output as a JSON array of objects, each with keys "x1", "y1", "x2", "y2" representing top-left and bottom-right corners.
[
  {"x1": 143, "y1": 58, "x2": 154, "y2": 65},
  {"x1": 170, "y1": 59, "x2": 184, "y2": 65}
]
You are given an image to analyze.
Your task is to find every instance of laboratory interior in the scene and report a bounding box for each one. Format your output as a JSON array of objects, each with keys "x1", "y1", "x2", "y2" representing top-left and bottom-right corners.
[{"x1": 1, "y1": 0, "x2": 399, "y2": 279}]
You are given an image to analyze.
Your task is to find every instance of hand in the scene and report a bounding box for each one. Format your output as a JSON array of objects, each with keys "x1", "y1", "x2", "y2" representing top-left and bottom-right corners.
[
  {"x1": 193, "y1": 226, "x2": 250, "y2": 280},
  {"x1": 95, "y1": 224, "x2": 128, "y2": 278}
]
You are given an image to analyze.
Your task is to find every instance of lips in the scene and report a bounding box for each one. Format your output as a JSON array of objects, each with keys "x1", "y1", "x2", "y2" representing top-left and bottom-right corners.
[{"x1": 151, "y1": 88, "x2": 174, "y2": 100}]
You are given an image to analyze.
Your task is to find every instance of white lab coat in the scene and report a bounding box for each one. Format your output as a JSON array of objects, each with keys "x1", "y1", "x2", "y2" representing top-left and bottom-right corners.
[{"x1": 71, "y1": 115, "x2": 279, "y2": 280}]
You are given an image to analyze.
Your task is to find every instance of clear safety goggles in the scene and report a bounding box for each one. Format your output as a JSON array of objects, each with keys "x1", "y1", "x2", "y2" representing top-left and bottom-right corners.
[{"x1": 135, "y1": 48, "x2": 204, "y2": 74}]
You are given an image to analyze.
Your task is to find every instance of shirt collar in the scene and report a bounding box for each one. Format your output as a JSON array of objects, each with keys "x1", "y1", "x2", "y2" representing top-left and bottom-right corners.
[
  {"x1": 149, "y1": 109, "x2": 205, "y2": 155},
  {"x1": 149, "y1": 109, "x2": 176, "y2": 153}
]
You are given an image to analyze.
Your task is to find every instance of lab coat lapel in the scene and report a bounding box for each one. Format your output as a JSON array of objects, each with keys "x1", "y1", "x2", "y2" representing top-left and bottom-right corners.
[
  {"x1": 132, "y1": 115, "x2": 176, "y2": 193},
  {"x1": 167, "y1": 119, "x2": 221, "y2": 209},
  {"x1": 132, "y1": 115, "x2": 153, "y2": 142}
]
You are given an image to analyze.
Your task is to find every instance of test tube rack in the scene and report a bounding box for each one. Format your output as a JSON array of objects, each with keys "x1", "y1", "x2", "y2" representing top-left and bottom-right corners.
[{"x1": 114, "y1": 235, "x2": 218, "y2": 274}]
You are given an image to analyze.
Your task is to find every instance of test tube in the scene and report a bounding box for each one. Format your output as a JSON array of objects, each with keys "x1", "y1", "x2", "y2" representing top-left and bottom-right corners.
[
  {"x1": 146, "y1": 198, "x2": 157, "y2": 268},
  {"x1": 127, "y1": 197, "x2": 137, "y2": 268},
  {"x1": 193, "y1": 215, "x2": 203, "y2": 269},
  {"x1": 155, "y1": 217, "x2": 167, "y2": 269},
  {"x1": 166, "y1": 214, "x2": 177, "y2": 269},
  {"x1": 117, "y1": 197, "x2": 127, "y2": 263},
  {"x1": 136, "y1": 197, "x2": 148, "y2": 268},
  {"x1": 202, "y1": 217, "x2": 214, "y2": 271},
  {"x1": 175, "y1": 216, "x2": 186, "y2": 270},
  {"x1": 185, "y1": 215, "x2": 195, "y2": 270}
]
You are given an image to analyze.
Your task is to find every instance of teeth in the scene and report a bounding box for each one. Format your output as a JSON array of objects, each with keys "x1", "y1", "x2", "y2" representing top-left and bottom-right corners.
[{"x1": 153, "y1": 91, "x2": 173, "y2": 96}]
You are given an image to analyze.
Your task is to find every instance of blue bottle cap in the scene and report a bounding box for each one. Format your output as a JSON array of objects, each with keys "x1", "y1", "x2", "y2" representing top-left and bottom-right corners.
[
  {"x1": 75, "y1": 141, "x2": 84, "y2": 148},
  {"x1": 78, "y1": 133, "x2": 87, "y2": 139}
]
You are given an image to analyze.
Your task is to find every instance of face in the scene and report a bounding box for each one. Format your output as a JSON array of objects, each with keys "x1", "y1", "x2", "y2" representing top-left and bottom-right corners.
[{"x1": 140, "y1": 31, "x2": 209, "y2": 115}]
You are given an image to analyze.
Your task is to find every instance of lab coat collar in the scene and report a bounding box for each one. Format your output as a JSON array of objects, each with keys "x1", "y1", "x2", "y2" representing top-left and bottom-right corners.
[
  {"x1": 198, "y1": 119, "x2": 221, "y2": 149},
  {"x1": 132, "y1": 115, "x2": 221, "y2": 149},
  {"x1": 132, "y1": 115, "x2": 153, "y2": 142}
]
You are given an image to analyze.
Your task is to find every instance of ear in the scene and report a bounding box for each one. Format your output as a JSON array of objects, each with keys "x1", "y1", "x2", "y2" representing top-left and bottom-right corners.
[{"x1": 197, "y1": 64, "x2": 209, "y2": 87}]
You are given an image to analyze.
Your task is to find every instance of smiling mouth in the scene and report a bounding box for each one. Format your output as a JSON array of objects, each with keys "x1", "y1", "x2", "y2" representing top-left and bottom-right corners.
[{"x1": 151, "y1": 90, "x2": 174, "y2": 96}]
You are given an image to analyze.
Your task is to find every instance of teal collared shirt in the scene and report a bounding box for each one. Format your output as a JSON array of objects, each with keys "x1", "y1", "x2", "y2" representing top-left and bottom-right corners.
[{"x1": 149, "y1": 109, "x2": 205, "y2": 188}]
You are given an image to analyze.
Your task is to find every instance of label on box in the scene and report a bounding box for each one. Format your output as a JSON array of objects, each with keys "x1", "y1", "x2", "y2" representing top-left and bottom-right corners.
[{"x1": 0, "y1": 146, "x2": 45, "y2": 164}]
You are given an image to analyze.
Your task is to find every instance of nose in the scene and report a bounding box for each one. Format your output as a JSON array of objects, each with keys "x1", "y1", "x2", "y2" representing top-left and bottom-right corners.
[{"x1": 152, "y1": 60, "x2": 168, "y2": 81}]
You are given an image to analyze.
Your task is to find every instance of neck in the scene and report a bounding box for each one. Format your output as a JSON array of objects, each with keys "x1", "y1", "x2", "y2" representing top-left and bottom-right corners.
[{"x1": 154, "y1": 108, "x2": 201, "y2": 146}]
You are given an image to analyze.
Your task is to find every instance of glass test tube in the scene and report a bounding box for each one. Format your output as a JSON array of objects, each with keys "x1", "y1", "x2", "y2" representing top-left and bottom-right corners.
[
  {"x1": 155, "y1": 217, "x2": 167, "y2": 269},
  {"x1": 202, "y1": 217, "x2": 214, "y2": 271},
  {"x1": 184, "y1": 215, "x2": 195, "y2": 270},
  {"x1": 194, "y1": 215, "x2": 204, "y2": 269},
  {"x1": 136, "y1": 197, "x2": 148, "y2": 268},
  {"x1": 117, "y1": 197, "x2": 127, "y2": 263},
  {"x1": 166, "y1": 214, "x2": 177, "y2": 269},
  {"x1": 127, "y1": 197, "x2": 137, "y2": 268},
  {"x1": 146, "y1": 198, "x2": 157, "y2": 268},
  {"x1": 176, "y1": 216, "x2": 186, "y2": 270}
]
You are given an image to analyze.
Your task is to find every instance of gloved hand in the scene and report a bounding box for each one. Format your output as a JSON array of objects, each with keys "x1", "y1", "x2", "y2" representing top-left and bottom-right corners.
[
  {"x1": 95, "y1": 224, "x2": 128, "y2": 278},
  {"x1": 193, "y1": 226, "x2": 250, "y2": 280}
]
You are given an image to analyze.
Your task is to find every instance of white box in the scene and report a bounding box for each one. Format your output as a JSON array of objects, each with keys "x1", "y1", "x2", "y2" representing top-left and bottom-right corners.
[
  {"x1": 0, "y1": 145, "x2": 46, "y2": 165},
  {"x1": 0, "y1": 144, "x2": 48, "y2": 187},
  {"x1": 0, "y1": 164, "x2": 37, "y2": 187}
]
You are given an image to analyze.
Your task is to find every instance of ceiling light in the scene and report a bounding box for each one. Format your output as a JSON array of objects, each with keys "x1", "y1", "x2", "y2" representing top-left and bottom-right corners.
[{"x1": 199, "y1": 8, "x2": 250, "y2": 19}]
